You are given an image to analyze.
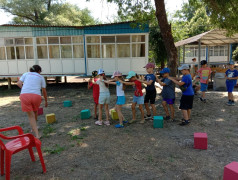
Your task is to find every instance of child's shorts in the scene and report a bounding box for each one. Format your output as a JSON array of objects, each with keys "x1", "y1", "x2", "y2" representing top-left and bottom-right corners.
[
  {"x1": 179, "y1": 95, "x2": 194, "y2": 110},
  {"x1": 144, "y1": 89, "x2": 156, "y2": 104},
  {"x1": 200, "y1": 83, "x2": 208, "y2": 92},
  {"x1": 99, "y1": 92, "x2": 110, "y2": 104},
  {"x1": 163, "y1": 98, "x2": 175, "y2": 105},
  {"x1": 20, "y1": 93, "x2": 42, "y2": 112},
  {"x1": 116, "y1": 96, "x2": 126, "y2": 105},
  {"x1": 226, "y1": 80, "x2": 236, "y2": 93},
  {"x1": 93, "y1": 95, "x2": 99, "y2": 105},
  {"x1": 133, "y1": 95, "x2": 144, "y2": 104}
]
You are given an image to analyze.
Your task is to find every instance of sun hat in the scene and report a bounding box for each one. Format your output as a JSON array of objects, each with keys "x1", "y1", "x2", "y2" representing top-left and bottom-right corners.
[
  {"x1": 200, "y1": 60, "x2": 207, "y2": 65},
  {"x1": 92, "y1": 70, "x2": 98, "y2": 77},
  {"x1": 143, "y1": 63, "x2": 155, "y2": 69},
  {"x1": 98, "y1": 69, "x2": 105, "y2": 75},
  {"x1": 229, "y1": 61, "x2": 235, "y2": 65},
  {"x1": 126, "y1": 71, "x2": 136, "y2": 79},
  {"x1": 160, "y1": 67, "x2": 170, "y2": 74},
  {"x1": 111, "y1": 71, "x2": 122, "y2": 78},
  {"x1": 178, "y1": 64, "x2": 190, "y2": 70}
]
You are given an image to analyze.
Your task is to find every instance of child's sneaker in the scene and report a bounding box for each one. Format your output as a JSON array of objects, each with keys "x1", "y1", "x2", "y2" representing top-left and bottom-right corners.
[
  {"x1": 123, "y1": 120, "x2": 128, "y2": 124},
  {"x1": 115, "y1": 124, "x2": 124, "y2": 128},
  {"x1": 226, "y1": 101, "x2": 232, "y2": 106},
  {"x1": 144, "y1": 114, "x2": 151, "y2": 120},
  {"x1": 139, "y1": 119, "x2": 145, "y2": 124},
  {"x1": 95, "y1": 120, "x2": 102, "y2": 126},
  {"x1": 164, "y1": 116, "x2": 170, "y2": 120},
  {"x1": 129, "y1": 119, "x2": 136, "y2": 124},
  {"x1": 104, "y1": 121, "x2": 110, "y2": 126},
  {"x1": 179, "y1": 120, "x2": 190, "y2": 126}
]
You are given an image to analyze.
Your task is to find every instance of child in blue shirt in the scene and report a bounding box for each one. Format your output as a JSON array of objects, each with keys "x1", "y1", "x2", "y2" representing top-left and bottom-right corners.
[
  {"x1": 225, "y1": 61, "x2": 238, "y2": 106},
  {"x1": 156, "y1": 68, "x2": 175, "y2": 121},
  {"x1": 169, "y1": 64, "x2": 194, "y2": 126}
]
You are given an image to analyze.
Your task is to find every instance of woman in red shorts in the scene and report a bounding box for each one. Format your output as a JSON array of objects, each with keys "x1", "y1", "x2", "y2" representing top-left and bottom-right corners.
[{"x1": 17, "y1": 65, "x2": 48, "y2": 139}]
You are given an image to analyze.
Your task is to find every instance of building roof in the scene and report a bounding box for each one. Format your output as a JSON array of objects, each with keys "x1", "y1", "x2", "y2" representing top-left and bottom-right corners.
[{"x1": 175, "y1": 29, "x2": 238, "y2": 47}]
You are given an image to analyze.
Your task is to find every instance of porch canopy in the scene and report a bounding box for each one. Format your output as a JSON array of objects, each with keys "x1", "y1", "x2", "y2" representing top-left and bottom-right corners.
[{"x1": 175, "y1": 29, "x2": 238, "y2": 67}]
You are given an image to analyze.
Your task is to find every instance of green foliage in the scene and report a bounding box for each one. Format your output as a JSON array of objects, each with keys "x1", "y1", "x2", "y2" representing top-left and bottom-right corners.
[
  {"x1": 172, "y1": 2, "x2": 213, "y2": 40},
  {"x1": 0, "y1": 0, "x2": 98, "y2": 25},
  {"x1": 232, "y1": 46, "x2": 238, "y2": 61},
  {"x1": 190, "y1": 0, "x2": 238, "y2": 35}
]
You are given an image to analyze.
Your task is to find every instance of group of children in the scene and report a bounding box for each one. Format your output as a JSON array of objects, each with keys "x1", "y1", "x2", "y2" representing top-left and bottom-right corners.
[{"x1": 88, "y1": 60, "x2": 238, "y2": 128}]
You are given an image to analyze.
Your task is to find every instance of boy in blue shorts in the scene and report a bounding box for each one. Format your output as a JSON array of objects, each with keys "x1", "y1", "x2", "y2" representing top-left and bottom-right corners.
[
  {"x1": 156, "y1": 68, "x2": 175, "y2": 121},
  {"x1": 225, "y1": 61, "x2": 238, "y2": 106},
  {"x1": 197, "y1": 60, "x2": 211, "y2": 103}
]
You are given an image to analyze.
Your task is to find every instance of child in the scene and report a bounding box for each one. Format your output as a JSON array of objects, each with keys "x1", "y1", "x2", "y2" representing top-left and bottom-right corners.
[
  {"x1": 225, "y1": 61, "x2": 238, "y2": 106},
  {"x1": 95, "y1": 69, "x2": 110, "y2": 126},
  {"x1": 104, "y1": 71, "x2": 127, "y2": 128},
  {"x1": 119, "y1": 71, "x2": 145, "y2": 124},
  {"x1": 192, "y1": 76, "x2": 201, "y2": 95},
  {"x1": 140, "y1": 63, "x2": 157, "y2": 119},
  {"x1": 197, "y1": 60, "x2": 211, "y2": 102},
  {"x1": 156, "y1": 68, "x2": 175, "y2": 121},
  {"x1": 88, "y1": 70, "x2": 100, "y2": 120},
  {"x1": 168, "y1": 64, "x2": 194, "y2": 126}
]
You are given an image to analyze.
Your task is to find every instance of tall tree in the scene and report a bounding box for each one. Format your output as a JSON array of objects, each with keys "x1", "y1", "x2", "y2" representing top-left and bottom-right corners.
[{"x1": 103, "y1": 0, "x2": 178, "y2": 76}]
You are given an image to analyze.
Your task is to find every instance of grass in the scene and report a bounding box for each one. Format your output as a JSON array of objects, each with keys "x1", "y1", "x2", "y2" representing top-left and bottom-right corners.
[
  {"x1": 43, "y1": 144, "x2": 65, "y2": 154},
  {"x1": 42, "y1": 124, "x2": 55, "y2": 138}
]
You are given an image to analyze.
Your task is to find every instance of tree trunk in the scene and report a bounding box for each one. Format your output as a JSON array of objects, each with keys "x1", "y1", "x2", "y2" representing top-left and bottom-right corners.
[{"x1": 154, "y1": 0, "x2": 178, "y2": 76}]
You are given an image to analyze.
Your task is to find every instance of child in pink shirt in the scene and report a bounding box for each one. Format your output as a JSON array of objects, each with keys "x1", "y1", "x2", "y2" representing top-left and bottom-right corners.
[
  {"x1": 197, "y1": 60, "x2": 211, "y2": 102},
  {"x1": 88, "y1": 70, "x2": 100, "y2": 120}
]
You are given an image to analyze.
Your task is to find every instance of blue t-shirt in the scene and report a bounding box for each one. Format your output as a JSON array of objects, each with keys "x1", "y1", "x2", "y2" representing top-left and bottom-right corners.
[
  {"x1": 161, "y1": 78, "x2": 175, "y2": 99},
  {"x1": 181, "y1": 74, "x2": 194, "y2": 96},
  {"x1": 226, "y1": 69, "x2": 238, "y2": 84},
  {"x1": 145, "y1": 74, "x2": 156, "y2": 91}
]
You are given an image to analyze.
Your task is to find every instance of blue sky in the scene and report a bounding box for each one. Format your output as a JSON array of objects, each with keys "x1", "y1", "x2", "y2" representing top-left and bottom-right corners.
[{"x1": 0, "y1": 0, "x2": 188, "y2": 25}]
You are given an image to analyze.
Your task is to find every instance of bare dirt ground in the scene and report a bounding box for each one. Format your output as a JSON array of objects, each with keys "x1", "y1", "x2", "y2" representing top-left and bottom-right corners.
[{"x1": 0, "y1": 78, "x2": 238, "y2": 180}]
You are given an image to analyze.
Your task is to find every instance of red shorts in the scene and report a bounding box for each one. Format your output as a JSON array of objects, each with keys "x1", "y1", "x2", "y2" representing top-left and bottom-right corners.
[
  {"x1": 93, "y1": 96, "x2": 99, "y2": 105},
  {"x1": 20, "y1": 94, "x2": 42, "y2": 112}
]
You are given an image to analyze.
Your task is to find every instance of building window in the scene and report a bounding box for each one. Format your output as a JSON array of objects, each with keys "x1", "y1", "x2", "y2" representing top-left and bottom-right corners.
[
  {"x1": 61, "y1": 45, "x2": 72, "y2": 58},
  {"x1": 37, "y1": 46, "x2": 48, "y2": 59},
  {"x1": 72, "y1": 36, "x2": 83, "y2": 44},
  {"x1": 25, "y1": 46, "x2": 34, "y2": 59},
  {"x1": 73, "y1": 45, "x2": 84, "y2": 58},
  {"x1": 102, "y1": 44, "x2": 115, "y2": 58},
  {"x1": 214, "y1": 46, "x2": 219, "y2": 56},
  {"x1": 209, "y1": 47, "x2": 213, "y2": 56},
  {"x1": 117, "y1": 44, "x2": 130, "y2": 57},
  {"x1": 25, "y1": 38, "x2": 33, "y2": 45},
  {"x1": 16, "y1": 46, "x2": 25, "y2": 59},
  {"x1": 102, "y1": 36, "x2": 115, "y2": 43},
  {"x1": 6, "y1": 47, "x2": 15, "y2": 60},
  {"x1": 116, "y1": 35, "x2": 130, "y2": 43},
  {"x1": 49, "y1": 45, "x2": 60, "y2": 59},
  {"x1": 132, "y1": 35, "x2": 145, "y2": 42},
  {"x1": 48, "y1": 37, "x2": 59, "y2": 44},
  {"x1": 60, "y1": 37, "x2": 71, "y2": 44},
  {"x1": 37, "y1": 37, "x2": 47, "y2": 44},
  {"x1": 87, "y1": 36, "x2": 100, "y2": 43},
  {"x1": 5, "y1": 39, "x2": 14, "y2": 46},
  {"x1": 87, "y1": 45, "x2": 100, "y2": 58},
  {"x1": 132, "y1": 44, "x2": 145, "y2": 57},
  {"x1": 0, "y1": 47, "x2": 6, "y2": 60}
]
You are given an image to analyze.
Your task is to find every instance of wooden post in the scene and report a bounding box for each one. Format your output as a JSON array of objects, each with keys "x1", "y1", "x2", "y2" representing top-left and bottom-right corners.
[
  {"x1": 198, "y1": 40, "x2": 201, "y2": 69},
  {"x1": 64, "y1": 76, "x2": 67, "y2": 84},
  {"x1": 183, "y1": 45, "x2": 185, "y2": 64},
  {"x1": 8, "y1": 78, "x2": 11, "y2": 90},
  {"x1": 44, "y1": 77, "x2": 47, "y2": 87}
]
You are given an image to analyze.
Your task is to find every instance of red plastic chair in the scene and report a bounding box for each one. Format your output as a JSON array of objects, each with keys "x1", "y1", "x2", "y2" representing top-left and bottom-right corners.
[{"x1": 0, "y1": 126, "x2": 46, "y2": 180}]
